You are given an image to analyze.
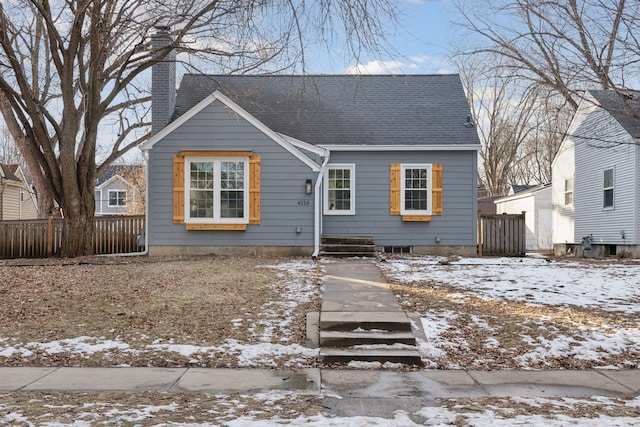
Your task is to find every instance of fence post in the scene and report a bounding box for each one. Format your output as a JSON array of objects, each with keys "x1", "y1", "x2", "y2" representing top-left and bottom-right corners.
[{"x1": 47, "y1": 215, "x2": 53, "y2": 257}]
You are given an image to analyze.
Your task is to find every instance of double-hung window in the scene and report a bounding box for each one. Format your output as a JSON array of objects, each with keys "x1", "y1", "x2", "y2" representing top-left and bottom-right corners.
[
  {"x1": 401, "y1": 164, "x2": 432, "y2": 216},
  {"x1": 185, "y1": 157, "x2": 249, "y2": 224},
  {"x1": 564, "y1": 177, "x2": 573, "y2": 206},
  {"x1": 324, "y1": 164, "x2": 355, "y2": 215},
  {"x1": 108, "y1": 190, "x2": 127, "y2": 207},
  {"x1": 603, "y1": 168, "x2": 614, "y2": 209}
]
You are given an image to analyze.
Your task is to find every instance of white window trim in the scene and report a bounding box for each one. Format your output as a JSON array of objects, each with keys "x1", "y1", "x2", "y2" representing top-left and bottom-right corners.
[
  {"x1": 603, "y1": 167, "x2": 614, "y2": 210},
  {"x1": 108, "y1": 189, "x2": 127, "y2": 207},
  {"x1": 400, "y1": 163, "x2": 433, "y2": 216},
  {"x1": 323, "y1": 164, "x2": 356, "y2": 215},
  {"x1": 564, "y1": 177, "x2": 574, "y2": 206},
  {"x1": 184, "y1": 156, "x2": 249, "y2": 224}
]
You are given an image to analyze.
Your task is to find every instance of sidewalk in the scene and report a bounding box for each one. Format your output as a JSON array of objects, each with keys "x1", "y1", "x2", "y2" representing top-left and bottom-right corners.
[{"x1": 1, "y1": 366, "x2": 639, "y2": 398}]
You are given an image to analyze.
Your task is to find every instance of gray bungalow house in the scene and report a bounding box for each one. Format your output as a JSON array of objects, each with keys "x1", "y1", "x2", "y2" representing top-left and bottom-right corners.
[{"x1": 142, "y1": 34, "x2": 481, "y2": 257}]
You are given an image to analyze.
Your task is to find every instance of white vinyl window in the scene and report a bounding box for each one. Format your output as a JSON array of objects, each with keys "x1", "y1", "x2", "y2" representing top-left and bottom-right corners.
[
  {"x1": 184, "y1": 157, "x2": 249, "y2": 223},
  {"x1": 401, "y1": 164, "x2": 432, "y2": 215},
  {"x1": 603, "y1": 168, "x2": 614, "y2": 209},
  {"x1": 108, "y1": 190, "x2": 127, "y2": 207},
  {"x1": 324, "y1": 164, "x2": 355, "y2": 215},
  {"x1": 564, "y1": 177, "x2": 573, "y2": 206}
]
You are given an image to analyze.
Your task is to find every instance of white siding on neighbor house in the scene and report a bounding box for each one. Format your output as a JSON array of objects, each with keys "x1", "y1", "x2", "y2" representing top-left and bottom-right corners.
[
  {"x1": 552, "y1": 132, "x2": 576, "y2": 246},
  {"x1": 574, "y1": 106, "x2": 639, "y2": 245},
  {"x1": 496, "y1": 192, "x2": 536, "y2": 250},
  {"x1": 496, "y1": 186, "x2": 552, "y2": 250}
]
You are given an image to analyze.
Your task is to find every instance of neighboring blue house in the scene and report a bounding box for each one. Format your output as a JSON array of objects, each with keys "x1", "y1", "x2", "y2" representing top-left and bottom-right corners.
[
  {"x1": 95, "y1": 165, "x2": 145, "y2": 216},
  {"x1": 142, "y1": 31, "x2": 481, "y2": 257}
]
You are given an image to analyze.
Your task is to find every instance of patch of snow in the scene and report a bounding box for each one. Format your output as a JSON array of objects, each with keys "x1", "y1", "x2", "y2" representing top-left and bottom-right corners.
[{"x1": 381, "y1": 256, "x2": 640, "y2": 313}]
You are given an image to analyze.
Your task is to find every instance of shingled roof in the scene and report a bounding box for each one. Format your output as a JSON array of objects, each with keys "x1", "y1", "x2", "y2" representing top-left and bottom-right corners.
[
  {"x1": 172, "y1": 74, "x2": 480, "y2": 147},
  {"x1": 96, "y1": 165, "x2": 144, "y2": 187},
  {"x1": 0, "y1": 163, "x2": 21, "y2": 182},
  {"x1": 590, "y1": 90, "x2": 640, "y2": 138}
]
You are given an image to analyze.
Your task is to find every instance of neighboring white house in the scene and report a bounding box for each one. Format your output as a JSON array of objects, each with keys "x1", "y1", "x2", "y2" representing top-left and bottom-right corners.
[
  {"x1": 495, "y1": 184, "x2": 552, "y2": 251},
  {"x1": 95, "y1": 165, "x2": 145, "y2": 216},
  {"x1": 0, "y1": 163, "x2": 38, "y2": 220},
  {"x1": 551, "y1": 89, "x2": 640, "y2": 258}
]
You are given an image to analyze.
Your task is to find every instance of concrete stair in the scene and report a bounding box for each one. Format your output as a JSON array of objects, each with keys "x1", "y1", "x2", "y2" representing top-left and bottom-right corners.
[
  {"x1": 318, "y1": 311, "x2": 422, "y2": 365},
  {"x1": 320, "y1": 235, "x2": 376, "y2": 258},
  {"x1": 315, "y1": 260, "x2": 423, "y2": 366}
]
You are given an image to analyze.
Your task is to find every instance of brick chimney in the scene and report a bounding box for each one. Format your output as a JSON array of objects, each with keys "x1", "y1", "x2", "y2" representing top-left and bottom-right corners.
[{"x1": 150, "y1": 26, "x2": 176, "y2": 135}]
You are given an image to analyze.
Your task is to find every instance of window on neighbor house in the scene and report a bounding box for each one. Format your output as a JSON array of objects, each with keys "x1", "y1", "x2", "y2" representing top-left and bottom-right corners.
[
  {"x1": 564, "y1": 177, "x2": 573, "y2": 206},
  {"x1": 603, "y1": 168, "x2": 614, "y2": 208},
  {"x1": 20, "y1": 188, "x2": 24, "y2": 203},
  {"x1": 324, "y1": 164, "x2": 355, "y2": 215},
  {"x1": 185, "y1": 157, "x2": 248, "y2": 223},
  {"x1": 401, "y1": 164, "x2": 432, "y2": 215},
  {"x1": 108, "y1": 190, "x2": 127, "y2": 207}
]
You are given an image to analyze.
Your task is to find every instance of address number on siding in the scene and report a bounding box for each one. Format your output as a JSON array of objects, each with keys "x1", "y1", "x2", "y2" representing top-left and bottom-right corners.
[{"x1": 297, "y1": 200, "x2": 311, "y2": 206}]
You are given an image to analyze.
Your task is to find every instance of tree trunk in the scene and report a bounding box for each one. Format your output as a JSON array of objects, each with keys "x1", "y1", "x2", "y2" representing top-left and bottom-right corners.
[{"x1": 59, "y1": 190, "x2": 96, "y2": 257}]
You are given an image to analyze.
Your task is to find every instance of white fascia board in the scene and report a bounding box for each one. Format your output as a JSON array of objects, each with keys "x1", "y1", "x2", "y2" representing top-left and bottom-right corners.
[
  {"x1": 278, "y1": 133, "x2": 329, "y2": 157},
  {"x1": 318, "y1": 144, "x2": 481, "y2": 152},
  {"x1": 143, "y1": 91, "x2": 321, "y2": 172},
  {"x1": 97, "y1": 175, "x2": 131, "y2": 190}
]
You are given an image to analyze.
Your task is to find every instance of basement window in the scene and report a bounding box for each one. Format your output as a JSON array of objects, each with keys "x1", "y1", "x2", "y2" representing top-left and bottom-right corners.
[{"x1": 384, "y1": 246, "x2": 412, "y2": 254}]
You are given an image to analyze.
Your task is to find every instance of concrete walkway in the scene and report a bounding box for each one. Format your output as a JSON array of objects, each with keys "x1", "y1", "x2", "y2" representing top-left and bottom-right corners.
[
  {"x1": 1, "y1": 367, "x2": 639, "y2": 398},
  {"x1": 1, "y1": 258, "x2": 639, "y2": 400}
]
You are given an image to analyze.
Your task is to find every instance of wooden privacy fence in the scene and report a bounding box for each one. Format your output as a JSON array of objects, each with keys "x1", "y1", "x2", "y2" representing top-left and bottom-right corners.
[
  {"x1": 0, "y1": 215, "x2": 145, "y2": 259},
  {"x1": 478, "y1": 212, "x2": 526, "y2": 257}
]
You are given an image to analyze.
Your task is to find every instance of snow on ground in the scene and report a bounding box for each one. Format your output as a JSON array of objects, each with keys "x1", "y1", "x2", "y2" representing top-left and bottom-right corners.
[
  {"x1": 382, "y1": 255, "x2": 640, "y2": 313},
  {"x1": 2, "y1": 394, "x2": 639, "y2": 426},
  {"x1": 380, "y1": 255, "x2": 640, "y2": 369}
]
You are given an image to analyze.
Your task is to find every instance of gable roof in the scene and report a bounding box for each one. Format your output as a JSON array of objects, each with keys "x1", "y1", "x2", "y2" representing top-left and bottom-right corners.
[
  {"x1": 0, "y1": 163, "x2": 22, "y2": 183},
  {"x1": 589, "y1": 90, "x2": 640, "y2": 138},
  {"x1": 96, "y1": 165, "x2": 144, "y2": 187},
  {"x1": 171, "y1": 74, "x2": 480, "y2": 147}
]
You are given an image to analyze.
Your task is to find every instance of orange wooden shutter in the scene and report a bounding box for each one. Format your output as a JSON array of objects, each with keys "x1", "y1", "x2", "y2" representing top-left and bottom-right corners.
[
  {"x1": 390, "y1": 163, "x2": 401, "y2": 215},
  {"x1": 249, "y1": 155, "x2": 261, "y2": 224},
  {"x1": 432, "y1": 163, "x2": 443, "y2": 215},
  {"x1": 173, "y1": 155, "x2": 185, "y2": 224}
]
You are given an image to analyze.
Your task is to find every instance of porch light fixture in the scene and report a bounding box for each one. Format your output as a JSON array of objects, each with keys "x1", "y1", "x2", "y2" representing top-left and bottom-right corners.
[{"x1": 305, "y1": 179, "x2": 313, "y2": 194}]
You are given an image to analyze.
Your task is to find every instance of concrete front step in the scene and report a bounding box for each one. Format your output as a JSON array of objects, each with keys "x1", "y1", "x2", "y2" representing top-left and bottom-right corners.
[
  {"x1": 320, "y1": 235, "x2": 377, "y2": 257},
  {"x1": 321, "y1": 244, "x2": 376, "y2": 252},
  {"x1": 320, "y1": 347, "x2": 422, "y2": 365},
  {"x1": 319, "y1": 251, "x2": 377, "y2": 258},
  {"x1": 321, "y1": 235, "x2": 375, "y2": 245},
  {"x1": 320, "y1": 330, "x2": 417, "y2": 347},
  {"x1": 320, "y1": 311, "x2": 413, "y2": 332}
]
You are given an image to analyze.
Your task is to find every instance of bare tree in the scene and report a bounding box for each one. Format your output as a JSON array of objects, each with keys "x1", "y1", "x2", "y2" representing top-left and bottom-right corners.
[
  {"x1": 0, "y1": 126, "x2": 23, "y2": 165},
  {"x1": 0, "y1": 0, "x2": 397, "y2": 257},
  {"x1": 459, "y1": 55, "x2": 539, "y2": 195},
  {"x1": 455, "y1": 0, "x2": 637, "y2": 109}
]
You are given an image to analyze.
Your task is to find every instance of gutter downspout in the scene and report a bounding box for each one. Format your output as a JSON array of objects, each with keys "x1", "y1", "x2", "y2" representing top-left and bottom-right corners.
[{"x1": 312, "y1": 150, "x2": 330, "y2": 258}]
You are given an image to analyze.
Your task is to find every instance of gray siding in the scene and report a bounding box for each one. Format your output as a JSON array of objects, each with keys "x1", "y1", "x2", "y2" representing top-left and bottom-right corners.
[
  {"x1": 573, "y1": 105, "x2": 640, "y2": 245},
  {"x1": 148, "y1": 101, "x2": 317, "y2": 248},
  {"x1": 96, "y1": 179, "x2": 132, "y2": 216},
  {"x1": 322, "y1": 151, "x2": 477, "y2": 246}
]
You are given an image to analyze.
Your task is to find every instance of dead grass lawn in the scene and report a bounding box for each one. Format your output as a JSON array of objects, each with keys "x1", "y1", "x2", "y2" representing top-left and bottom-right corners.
[{"x1": 0, "y1": 255, "x2": 321, "y2": 368}]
